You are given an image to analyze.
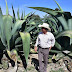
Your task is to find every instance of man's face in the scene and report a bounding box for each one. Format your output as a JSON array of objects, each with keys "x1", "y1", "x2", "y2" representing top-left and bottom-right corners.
[{"x1": 42, "y1": 27, "x2": 47, "y2": 33}]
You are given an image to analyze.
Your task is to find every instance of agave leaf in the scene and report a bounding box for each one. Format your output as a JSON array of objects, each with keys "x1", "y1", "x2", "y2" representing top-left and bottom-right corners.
[
  {"x1": 0, "y1": 9, "x2": 7, "y2": 46},
  {"x1": 68, "y1": 18, "x2": 72, "y2": 45},
  {"x1": 21, "y1": 11, "x2": 23, "y2": 20},
  {"x1": 0, "y1": 8, "x2": 3, "y2": 37},
  {"x1": 26, "y1": 19, "x2": 35, "y2": 26},
  {"x1": 24, "y1": 12, "x2": 31, "y2": 20},
  {"x1": 26, "y1": 26, "x2": 36, "y2": 32},
  {"x1": 28, "y1": 7, "x2": 58, "y2": 16},
  {"x1": 12, "y1": 20, "x2": 25, "y2": 35},
  {"x1": 19, "y1": 32, "x2": 30, "y2": 64},
  {"x1": 3, "y1": 15, "x2": 13, "y2": 50},
  {"x1": 50, "y1": 50, "x2": 61, "y2": 53},
  {"x1": 29, "y1": 21, "x2": 35, "y2": 25},
  {"x1": 55, "y1": 41, "x2": 62, "y2": 50},
  {"x1": 54, "y1": 0, "x2": 63, "y2": 11},
  {"x1": 48, "y1": 17, "x2": 57, "y2": 25},
  {"x1": 48, "y1": 20, "x2": 57, "y2": 32},
  {"x1": 68, "y1": 52, "x2": 72, "y2": 56},
  {"x1": 55, "y1": 53, "x2": 65, "y2": 61},
  {"x1": 17, "y1": 8, "x2": 20, "y2": 20},
  {"x1": 15, "y1": 37, "x2": 21, "y2": 45},
  {"x1": 12, "y1": 5, "x2": 16, "y2": 23},
  {"x1": 55, "y1": 30, "x2": 72, "y2": 39},
  {"x1": 24, "y1": 10, "x2": 25, "y2": 19},
  {"x1": 57, "y1": 16, "x2": 68, "y2": 30},
  {"x1": 5, "y1": 0, "x2": 8, "y2": 15},
  {"x1": 15, "y1": 44, "x2": 22, "y2": 48},
  {"x1": 68, "y1": 18, "x2": 72, "y2": 30},
  {"x1": 0, "y1": 39, "x2": 6, "y2": 50}
]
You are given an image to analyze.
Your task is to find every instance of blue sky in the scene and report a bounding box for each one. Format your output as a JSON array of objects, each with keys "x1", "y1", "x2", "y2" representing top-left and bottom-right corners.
[{"x1": 0, "y1": 0, "x2": 72, "y2": 18}]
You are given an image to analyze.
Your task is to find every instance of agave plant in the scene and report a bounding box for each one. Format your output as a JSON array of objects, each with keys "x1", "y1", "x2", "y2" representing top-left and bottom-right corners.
[
  {"x1": 0, "y1": 0, "x2": 37, "y2": 69},
  {"x1": 28, "y1": 0, "x2": 72, "y2": 60}
]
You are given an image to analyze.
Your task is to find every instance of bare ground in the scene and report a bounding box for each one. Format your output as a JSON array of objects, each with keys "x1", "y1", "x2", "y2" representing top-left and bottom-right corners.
[{"x1": 0, "y1": 54, "x2": 70, "y2": 72}]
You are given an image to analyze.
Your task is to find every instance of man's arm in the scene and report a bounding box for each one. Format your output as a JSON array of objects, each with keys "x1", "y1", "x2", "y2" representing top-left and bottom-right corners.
[
  {"x1": 49, "y1": 46, "x2": 52, "y2": 51},
  {"x1": 49, "y1": 33, "x2": 55, "y2": 51},
  {"x1": 34, "y1": 37, "x2": 38, "y2": 52}
]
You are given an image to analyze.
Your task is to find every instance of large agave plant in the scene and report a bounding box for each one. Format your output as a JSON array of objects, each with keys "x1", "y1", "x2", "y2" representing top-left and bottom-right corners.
[
  {"x1": 28, "y1": 0, "x2": 72, "y2": 60},
  {"x1": 0, "y1": 0, "x2": 36, "y2": 69}
]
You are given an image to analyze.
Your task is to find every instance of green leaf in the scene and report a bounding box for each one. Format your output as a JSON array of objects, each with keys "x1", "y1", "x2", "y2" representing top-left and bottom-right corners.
[
  {"x1": 0, "y1": 9, "x2": 7, "y2": 46},
  {"x1": 24, "y1": 12, "x2": 31, "y2": 20},
  {"x1": 21, "y1": 11, "x2": 23, "y2": 20},
  {"x1": 68, "y1": 52, "x2": 72, "y2": 56},
  {"x1": 28, "y1": 7, "x2": 58, "y2": 16},
  {"x1": 55, "y1": 41, "x2": 62, "y2": 50},
  {"x1": 0, "y1": 8, "x2": 3, "y2": 38},
  {"x1": 54, "y1": 0, "x2": 63, "y2": 11},
  {"x1": 3, "y1": 15, "x2": 13, "y2": 50},
  {"x1": 5, "y1": 0, "x2": 8, "y2": 15},
  {"x1": 55, "y1": 30, "x2": 72, "y2": 39},
  {"x1": 17, "y1": 8, "x2": 20, "y2": 20},
  {"x1": 68, "y1": 18, "x2": 72, "y2": 45},
  {"x1": 47, "y1": 19, "x2": 58, "y2": 32},
  {"x1": 12, "y1": 20, "x2": 25, "y2": 35},
  {"x1": 50, "y1": 50, "x2": 61, "y2": 53},
  {"x1": 57, "y1": 16, "x2": 68, "y2": 30},
  {"x1": 15, "y1": 37, "x2": 21, "y2": 45},
  {"x1": 26, "y1": 26, "x2": 36, "y2": 32},
  {"x1": 12, "y1": 5, "x2": 16, "y2": 23},
  {"x1": 68, "y1": 18, "x2": 72, "y2": 30},
  {"x1": 19, "y1": 32, "x2": 30, "y2": 64},
  {"x1": 55, "y1": 53, "x2": 65, "y2": 61},
  {"x1": 48, "y1": 17, "x2": 57, "y2": 25}
]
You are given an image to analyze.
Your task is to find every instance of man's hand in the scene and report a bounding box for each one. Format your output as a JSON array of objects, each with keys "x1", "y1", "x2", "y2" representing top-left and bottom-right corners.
[
  {"x1": 34, "y1": 46, "x2": 38, "y2": 52},
  {"x1": 49, "y1": 46, "x2": 52, "y2": 51}
]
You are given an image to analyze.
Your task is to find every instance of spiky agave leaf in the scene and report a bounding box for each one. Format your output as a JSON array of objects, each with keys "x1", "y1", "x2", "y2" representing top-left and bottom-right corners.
[
  {"x1": 11, "y1": 20, "x2": 25, "y2": 35},
  {"x1": 24, "y1": 12, "x2": 31, "y2": 20},
  {"x1": 19, "y1": 32, "x2": 30, "y2": 64},
  {"x1": 57, "y1": 16, "x2": 68, "y2": 30},
  {"x1": 5, "y1": 0, "x2": 8, "y2": 15},
  {"x1": 54, "y1": 0, "x2": 63, "y2": 11},
  {"x1": 3, "y1": 15, "x2": 13, "y2": 50},
  {"x1": 17, "y1": 8, "x2": 20, "y2": 20},
  {"x1": 28, "y1": 7, "x2": 58, "y2": 16},
  {"x1": 21, "y1": 11, "x2": 23, "y2": 20},
  {"x1": 55, "y1": 30, "x2": 72, "y2": 39},
  {"x1": 0, "y1": 7, "x2": 3, "y2": 38},
  {"x1": 28, "y1": 7, "x2": 64, "y2": 16},
  {"x1": 12, "y1": 5, "x2": 16, "y2": 23}
]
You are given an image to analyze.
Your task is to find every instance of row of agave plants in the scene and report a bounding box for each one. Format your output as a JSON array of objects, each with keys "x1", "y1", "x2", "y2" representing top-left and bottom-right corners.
[
  {"x1": 29, "y1": 0, "x2": 72, "y2": 61},
  {"x1": 0, "y1": 0, "x2": 42, "y2": 70}
]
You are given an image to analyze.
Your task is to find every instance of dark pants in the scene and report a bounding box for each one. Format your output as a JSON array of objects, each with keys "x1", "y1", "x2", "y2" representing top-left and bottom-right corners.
[{"x1": 38, "y1": 47, "x2": 49, "y2": 72}]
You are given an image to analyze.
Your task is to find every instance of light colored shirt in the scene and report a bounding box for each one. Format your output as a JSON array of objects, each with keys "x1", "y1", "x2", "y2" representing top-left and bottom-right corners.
[{"x1": 35, "y1": 32, "x2": 55, "y2": 48}]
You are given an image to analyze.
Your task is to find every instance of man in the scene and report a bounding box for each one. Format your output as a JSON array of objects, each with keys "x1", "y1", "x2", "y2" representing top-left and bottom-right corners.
[{"x1": 34, "y1": 23, "x2": 55, "y2": 72}]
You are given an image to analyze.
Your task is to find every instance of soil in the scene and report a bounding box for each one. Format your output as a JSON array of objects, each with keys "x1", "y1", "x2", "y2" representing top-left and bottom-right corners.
[{"x1": 0, "y1": 54, "x2": 70, "y2": 72}]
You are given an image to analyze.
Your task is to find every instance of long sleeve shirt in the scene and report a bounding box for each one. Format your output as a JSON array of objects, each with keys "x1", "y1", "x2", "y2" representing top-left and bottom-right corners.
[{"x1": 35, "y1": 32, "x2": 55, "y2": 48}]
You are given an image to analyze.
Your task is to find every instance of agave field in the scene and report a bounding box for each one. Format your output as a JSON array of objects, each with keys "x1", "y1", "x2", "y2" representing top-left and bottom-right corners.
[
  {"x1": 29, "y1": 0, "x2": 72, "y2": 60},
  {"x1": 0, "y1": 0, "x2": 72, "y2": 72}
]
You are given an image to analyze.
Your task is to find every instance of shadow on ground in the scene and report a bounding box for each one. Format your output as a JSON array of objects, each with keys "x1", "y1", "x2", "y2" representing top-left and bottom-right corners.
[{"x1": 31, "y1": 58, "x2": 39, "y2": 71}]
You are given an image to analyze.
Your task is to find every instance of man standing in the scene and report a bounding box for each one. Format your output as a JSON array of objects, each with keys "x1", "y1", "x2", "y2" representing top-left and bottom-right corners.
[{"x1": 34, "y1": 23, "x2": 55, "y2": 72}]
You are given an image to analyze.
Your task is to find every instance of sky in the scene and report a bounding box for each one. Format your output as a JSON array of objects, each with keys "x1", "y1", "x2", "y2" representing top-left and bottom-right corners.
[{"x1": 0, "y1": 0, "x2": 72, "y2": 18}]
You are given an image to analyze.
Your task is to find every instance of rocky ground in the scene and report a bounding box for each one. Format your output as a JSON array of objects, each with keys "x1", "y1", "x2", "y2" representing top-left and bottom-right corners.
[{"x1": 0, "y1": 54, "x2": 72, "y2": 72}]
